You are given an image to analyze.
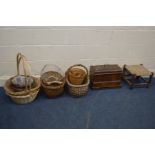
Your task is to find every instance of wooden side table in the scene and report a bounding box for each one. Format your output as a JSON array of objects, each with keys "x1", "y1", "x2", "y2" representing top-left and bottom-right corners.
[{"x1": 123, "y1": 64, "x2": 154, "y2": 89}]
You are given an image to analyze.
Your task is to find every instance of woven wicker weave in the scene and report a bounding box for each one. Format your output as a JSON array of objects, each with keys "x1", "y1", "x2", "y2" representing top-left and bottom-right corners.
[
  {"x1": 4, "y1": 53, "x2": 40, "y2": 104},
  {"x1": 6, "y1": 90, "x2": 40, "y2": 104},
  {"x1": 41, "y1": 65, "x2": 65, "y2": 98},
  {"x1": 68, "y1": 66, "x2": 86, "y2": 85},
  {"x1": 66, "y1": 64, "x2": 89, "y2": 97},
  {"x1": 126, "y1": 65, "x2": 151, "y2": 76},
  {"x1": 5, "y1": 76, "x2": 40, "y2": 96}
]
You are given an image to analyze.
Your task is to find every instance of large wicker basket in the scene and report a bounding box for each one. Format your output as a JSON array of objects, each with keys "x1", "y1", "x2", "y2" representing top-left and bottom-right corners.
[
  {"x1": 66, "y1": 64, "x2": 90, "y2": 97},
  {"x1": 41, "y1": 64, "x2": 65, "y2": 98},
  {"x1": 4, "y1": 53, "x2": 40, "y2": 104}
]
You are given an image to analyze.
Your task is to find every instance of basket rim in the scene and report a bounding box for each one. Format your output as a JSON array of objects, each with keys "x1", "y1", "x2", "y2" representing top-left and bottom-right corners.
[
  {"x1": 4, "y1": 76, "x2": 40, "y2": 96},
  {"x1": 66, "y1": 64, "x2": 88, "y2": 75},
  {"x1": 66, "y1": 76, "x2": 90, "y2": 87},
  {"x1": 66, "y1": 64, "x2": 89, "y2": 87},
  {"x1": 6, "y1": 89, "x2": 39, "y2": 99}
]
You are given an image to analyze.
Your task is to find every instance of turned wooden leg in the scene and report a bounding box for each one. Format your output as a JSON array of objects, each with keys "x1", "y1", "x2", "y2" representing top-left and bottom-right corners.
[
  {"x1": 129, "y1": 83, "x2": 133, "y2": 89},
  {"x1": 123, "y1": 65, "x2": 126, "y2": 76},
  {"x1": 136, "y1": 76, "x2": 140, "y2": 80},
  {"x1": 132, "y1": 74, "x2": 136, "y2": 87},
  {"x1": 147, "y1": 72, "x2": 154, "y2": 88}
]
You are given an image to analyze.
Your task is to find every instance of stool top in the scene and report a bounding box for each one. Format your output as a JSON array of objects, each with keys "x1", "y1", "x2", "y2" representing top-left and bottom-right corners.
[{"x1": 125, "y1": 65, "x2": 152, "y2": 76}]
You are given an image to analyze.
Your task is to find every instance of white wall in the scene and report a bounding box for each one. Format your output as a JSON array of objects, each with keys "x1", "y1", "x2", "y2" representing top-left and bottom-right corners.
[{"x1": 0, "y1": 26, "x2": 155, "y2": 85}]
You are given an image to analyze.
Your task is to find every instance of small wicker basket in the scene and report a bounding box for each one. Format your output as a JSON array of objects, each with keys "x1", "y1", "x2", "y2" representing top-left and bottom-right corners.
[
  {"x1": 68, "y1": 66, "x2": 86, "y2": 85},
  {"x1": 66, "y1": 64, "x2": 90, "y2": 97},
  {"x1": 41, "y1": 64, "x2": 65, "y2": 98},
  {"x1": 4, "y1": 53, "x2": 40, "y2": 104}
]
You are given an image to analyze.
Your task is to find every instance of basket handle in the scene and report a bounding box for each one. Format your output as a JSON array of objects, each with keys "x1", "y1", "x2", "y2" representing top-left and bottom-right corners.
[
  {"x1": 17, "y1": 53, "x2": 31, "y2": 76},
  {"x1": 40, "y1": 64, "x2": 49, "y2": 76},
  {"x1": 45, "y1": 81, "x2": 63, "y2": 85},
  {"x1": 16, "y1": 53, "x2": 32, "y2": 92},
  {"x1": 40, "y1": 64, "x2": 64, "y2": 83},
  {"x1": 43, "y1": 75, "x2": 63, "y2": 85}
]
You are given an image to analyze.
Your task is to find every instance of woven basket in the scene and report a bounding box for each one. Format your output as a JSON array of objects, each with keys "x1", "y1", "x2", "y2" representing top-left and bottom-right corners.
[
  {"x1": 41, "y1": 65, "x2": 65, "y2": 98},
  {"x1": 68, "y1": 65, "x2": 86, "y2": 85},
  {"x1": 5, "y1": 89, "x2": 40, "y2": 104},
  {"x1": 66, "y1": 64, "x2": 89, "y2": 97},
  {"x1": 4, "y1": 53, "x2": 40, "y2": 104}
]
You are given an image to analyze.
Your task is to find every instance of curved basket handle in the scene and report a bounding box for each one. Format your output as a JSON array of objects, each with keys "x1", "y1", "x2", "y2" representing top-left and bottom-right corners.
[
  {"x1": 16, "y1": 53, "x2": 31, "y2": 76},
  {"x1": 40, "y1": 64, "x2": 64, "y2": 83},
  {"x1": 17, "y1": 53, "x2": 22, "y2": 75},
  {"x1": 40, "y1": 64, "x2": 50, "y2": 76},
  {"x1": 16, "y1": 53, "x2": 32, "y2": 92},
  {"x1": 43, "y1": 75, "x2": 59, "y2": 81},
  {"x1": 45, "y1": 81, "x2": 63, "y2": 86}
]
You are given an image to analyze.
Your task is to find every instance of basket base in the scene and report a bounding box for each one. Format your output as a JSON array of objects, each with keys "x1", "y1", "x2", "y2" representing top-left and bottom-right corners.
[
  {"x1": 45, "y1": 92, "x2": 64, "y2": 99},
  {"x1": 68, "y1": 86, "x2": 88, "y2": 97},
  {"x1": 69, "y1": 92, "x2": 87, "y2": 98},
  {"x1": 9, "y1": 91, "x2": 39, "y2": 104},
  {"x1": 42, "y1": 86, "x2": 64, "y2": 99}
]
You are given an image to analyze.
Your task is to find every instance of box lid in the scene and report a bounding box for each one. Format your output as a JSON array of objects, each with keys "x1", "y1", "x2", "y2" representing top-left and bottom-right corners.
[{"x1": 90, "y1": 65, "x2": 122, "y2": 74}]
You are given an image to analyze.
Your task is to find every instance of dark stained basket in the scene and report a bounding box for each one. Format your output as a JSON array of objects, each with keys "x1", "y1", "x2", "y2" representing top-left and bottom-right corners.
[{"x1": 41, "y1": 65, "x2": 65, "y2": 98}]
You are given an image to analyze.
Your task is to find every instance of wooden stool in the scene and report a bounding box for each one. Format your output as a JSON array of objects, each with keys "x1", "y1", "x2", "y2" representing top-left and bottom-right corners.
[{"x1": 123, "y1": 64, "x2": 154, "y2": 89}]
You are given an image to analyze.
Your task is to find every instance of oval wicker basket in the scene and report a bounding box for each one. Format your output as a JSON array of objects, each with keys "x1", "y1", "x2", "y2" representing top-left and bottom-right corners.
[
  {"x1": 68, "y1": 66, "x2": 86, "y2": 85},
  {"x1": 41, "y1": 65, "x2": 65, "y2": 98},
  {"x1": 66, "y1": 64, "x2": 90, "y2": 97},
  {"x1": 4, "y1": 53, "x2": 40, "y2": 104}
]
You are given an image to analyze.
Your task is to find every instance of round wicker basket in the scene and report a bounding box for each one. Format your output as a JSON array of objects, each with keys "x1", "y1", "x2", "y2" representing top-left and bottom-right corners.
[
  {"x1": 5, "y1": 89, "x2": 40, "y2": 104},
  {"x1": 41, "y1": 65, "x2": 65, "y2": 98},
  {"x1": 68, "y1": 66, "x2": 86, "y2": 85},
  {"x1": 66, "y1": 64, "x2": 89, "y2": 97},
  {"x1": 4, "y1": 53, "x2": 40, "y2": 104}
]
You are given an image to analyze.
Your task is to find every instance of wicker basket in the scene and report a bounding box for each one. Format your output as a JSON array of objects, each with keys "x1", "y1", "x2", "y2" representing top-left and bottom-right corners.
[
  {"x1": 68, "y1": 66, "x2": 86, "y2": 85},
  {"x1": 5, "y1": 89, "x2": 40, "y2": 104},
  {"x1": 41, "y1": 65, "x2": 65, "y2": 98},
  {"x1": 4, "y1": 53, "x2": 40, "y2": 104},
  {"x1": 66, "y1": 64, "x2": 89, "y2": 97}
]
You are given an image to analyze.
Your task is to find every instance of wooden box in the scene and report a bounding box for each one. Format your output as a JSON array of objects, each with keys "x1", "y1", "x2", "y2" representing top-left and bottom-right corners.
[{"x1": 90, "y1": 65, "x2": 123, "y2": 89}]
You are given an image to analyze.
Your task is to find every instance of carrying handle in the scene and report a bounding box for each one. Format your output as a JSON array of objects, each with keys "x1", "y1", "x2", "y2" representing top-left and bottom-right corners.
[
  {"x1": 43, "y1": 75, "x2": 63, "y2": 85},
  {"x1": 44, "y1": 81, "x2": 63, "y2": 86},
  {"x1": 40, "y1": 64, "x2": 64, "y2": 84},
  {"x1": 17, "y1": 53, "x2": 31, "y2": 76},
  {"x1": 40, "y1": 64, "x2": 48, "y2": 77},
  {"x1": 16, "y1": 53, "x2": 32, "y2": 92}
]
